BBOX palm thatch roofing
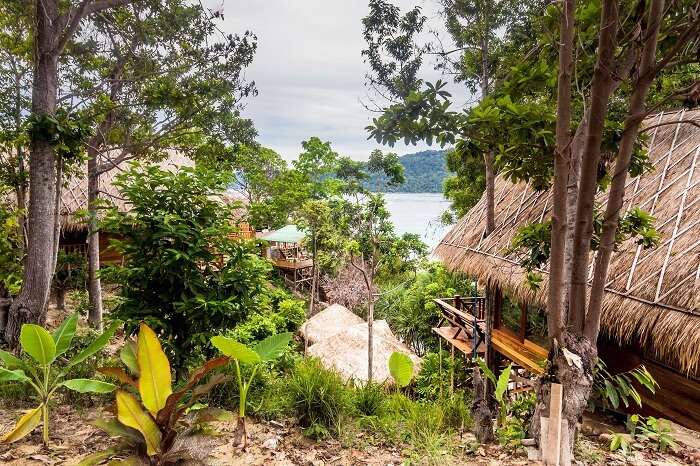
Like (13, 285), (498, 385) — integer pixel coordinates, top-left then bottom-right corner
(60, 152), (245, 232)
(434, 108), (700, 376)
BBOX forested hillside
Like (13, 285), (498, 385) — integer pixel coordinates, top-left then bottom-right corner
(369, 149), (446, 193)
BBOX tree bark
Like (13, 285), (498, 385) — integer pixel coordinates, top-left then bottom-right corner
(483, 152), (496, 235)
(567, 0), (619, 332)
(584, 0), (665, 342)
(87, 154), (104, 330)
(547, 0), (575, 343)
(472, 366), (494, 443)
(4, 0), (61, 345)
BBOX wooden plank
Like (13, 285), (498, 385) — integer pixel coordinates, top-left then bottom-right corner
(543, 383), (563, 465)
(491, 328), (546, 374)
(432, 326), (486, 355)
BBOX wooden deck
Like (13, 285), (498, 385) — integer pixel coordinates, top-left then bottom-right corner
(273, 258), (313, 270)
(491, 328), (547, 374)
(432, 326), (486, 355)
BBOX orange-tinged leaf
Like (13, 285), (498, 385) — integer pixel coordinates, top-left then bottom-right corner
(136, 323), (171, 415)
(116, 390), (161, 456)
(98, 367), (139, 388)
(1, 405), (42, 443)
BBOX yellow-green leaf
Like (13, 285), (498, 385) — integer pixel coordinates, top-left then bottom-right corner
(20, 324), (56, 365)
(210, 336), (260, 364)
(120, 339), (139, 376)
(1, 405), (42, 443)
(52, 312), (78, 357)
(116, 390), (161, 456)
(136, 323), (172, 415)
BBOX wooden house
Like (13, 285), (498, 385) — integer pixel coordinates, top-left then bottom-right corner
(59, 153), (248, 263)
(260, 224), (313, 289)
(433, 108), (700, 430)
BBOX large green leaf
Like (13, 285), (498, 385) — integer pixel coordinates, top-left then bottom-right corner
(495, 364), (512, 402)
(0, 367), (30, 383)
(388, 352), (414, 388)
(476, 358), (497, 385)
(210, 336), (260, 364)
(67, 320), (120, 368)
(252, 332), (292, 361)
(52, 312), (78, 357)
(20, 324), (56, 365)
(1, 405), (42, 443)
(137, 323), (172, 415)
(0, 349), (25, 370)
(62, 378), (117, 394)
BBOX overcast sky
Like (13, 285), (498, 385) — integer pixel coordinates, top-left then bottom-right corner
(210, 0), (468, 161)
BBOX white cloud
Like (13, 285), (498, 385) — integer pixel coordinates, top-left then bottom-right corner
(212, 0), (469, 160)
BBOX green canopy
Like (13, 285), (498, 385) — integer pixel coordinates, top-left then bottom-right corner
(260, 224), (306, 244)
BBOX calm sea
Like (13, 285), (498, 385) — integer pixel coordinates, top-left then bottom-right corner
(382, 192), (451, 250)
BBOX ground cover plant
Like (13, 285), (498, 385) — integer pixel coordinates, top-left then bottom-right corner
(89, 323), (232, 465)
(0, 313), (119, 446)
(210, 331), (293, 449)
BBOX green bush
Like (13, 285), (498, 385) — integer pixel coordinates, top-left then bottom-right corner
(353, 382), (387, 417)
(415, 350), (469, 399)
(288, 358), (351, 436)
(102, 164), (275, 370)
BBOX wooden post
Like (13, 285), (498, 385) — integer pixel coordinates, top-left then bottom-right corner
(542, 383), (563, 465)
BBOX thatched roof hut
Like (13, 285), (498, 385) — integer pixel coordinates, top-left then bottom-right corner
(303, 305), (421, 384)
(435, 108), (700, 377)
(60, 152), (245, 232)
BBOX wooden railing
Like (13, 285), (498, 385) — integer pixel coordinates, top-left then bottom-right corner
(433, 295), (487, 359)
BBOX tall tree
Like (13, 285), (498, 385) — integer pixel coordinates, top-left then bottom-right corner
(3, 0), (137, 345)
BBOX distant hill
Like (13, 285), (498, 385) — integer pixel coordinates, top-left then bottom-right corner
(369, 149), (447, 193)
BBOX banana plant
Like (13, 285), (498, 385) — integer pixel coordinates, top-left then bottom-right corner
(87, 322), (232, 465)
(388, 351), (414, 389)
(477, 358), (512, 427)
(211, 332), (293, 449)
(0, 313), (120, 446)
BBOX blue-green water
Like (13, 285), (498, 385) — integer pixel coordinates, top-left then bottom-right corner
(383, 192), (451, 250)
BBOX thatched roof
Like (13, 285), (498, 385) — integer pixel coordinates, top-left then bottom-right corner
(300, 303), (365, 345)
(60, 152), (245, 232)
(435, 108), (700, 376)
(303, 305), (421, 384)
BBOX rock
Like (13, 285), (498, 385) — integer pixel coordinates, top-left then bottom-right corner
(527, 446), (541, 461)
(262, 436), (279, 450)
(522, 438), (537, 446)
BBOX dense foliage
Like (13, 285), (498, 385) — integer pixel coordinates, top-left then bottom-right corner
(367, 150), (446, 193)
(102, 164), (275, 370)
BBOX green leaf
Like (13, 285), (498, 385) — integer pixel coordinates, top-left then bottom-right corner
(0, 349), (25, 370)
(92, 418), (143, 442)
(604, 380), (620, 409)
(52, 312), (78, 357)
(76, 447), (120, 466)
(252, 332), (292, 361)
(0, 367), (30, 383)
(476, 358), (497, 385)
(67, 320), (120, 368)
(211, 336), (260, 364)
(495, 364), (511, 402)
(62, 378), (117, 394)
(120, 339), (139, 376)
(20, 324), (56, 365)
(388, 352), (414, 388)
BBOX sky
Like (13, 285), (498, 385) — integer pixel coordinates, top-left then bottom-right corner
(210, 0), (468, 161)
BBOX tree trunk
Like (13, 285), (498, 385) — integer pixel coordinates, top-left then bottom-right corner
(529, 333), (596, 454)
(483, 152), (496, 235)
(584, 0), (664, 342)
(4, 0), (60, 345)
(472, 366), (494, 443)
(87, 154), (104, 330)
(547, 0), (575, 343)
(367, 286), (374, 383)
(54, 287), (66, 310)
(567, 0), (619, 332)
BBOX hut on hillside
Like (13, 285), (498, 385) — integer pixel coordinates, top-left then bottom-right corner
(260, 224), (313, 289)
(433, 108), (700, 430)
(59, 153), (249, 264)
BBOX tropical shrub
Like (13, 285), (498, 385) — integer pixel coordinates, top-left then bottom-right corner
(388, 351), (414, 389)
(102, 164), (274, 370)
(353, 382), (387, 417)
(609, 414), (677, 454)
(228, 291), (305, 344)
(210, 332), (292, 448)
(90, 323), (231, 465)
(287, 358), (351, 438)
(0, 314), (119, 446)
(591, 358), (657, 412)
(52, 251), (86, 309)
(477, 359), (512, 426)
(376, 262), (476, 355)
(415, 350), (469, 400)
(0, 202), (23, 297)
